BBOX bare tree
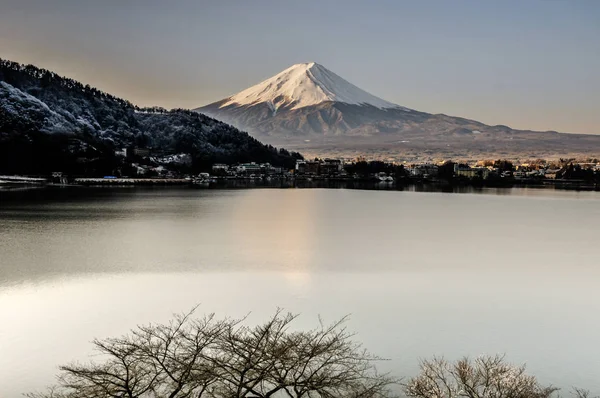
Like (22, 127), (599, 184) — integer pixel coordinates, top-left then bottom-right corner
(571, 388), (599, 398)
(55, 336), (157, 398)
(209, 312), (396, 398)
(207, 310), (299, 398)
(28, 309), (396, 398)
(128, 310), (228, 398)
(270, 316), (392, 398)
(404, 355), (558, 398)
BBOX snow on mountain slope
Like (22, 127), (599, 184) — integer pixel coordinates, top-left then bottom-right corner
(194, 62), (600, 158)
(219, 62), (408, 111)
(0, 81), (78, 134)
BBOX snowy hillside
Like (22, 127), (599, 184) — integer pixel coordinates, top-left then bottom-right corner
(0, 58), (302, 174)
(0, 81), (104, 135)
(219, 62), (407, 112)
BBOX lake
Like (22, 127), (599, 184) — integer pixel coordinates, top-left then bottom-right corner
(1, 186), (599, 397)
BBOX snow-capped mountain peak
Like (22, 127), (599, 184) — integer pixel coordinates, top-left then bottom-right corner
(219, 62), (406, 111)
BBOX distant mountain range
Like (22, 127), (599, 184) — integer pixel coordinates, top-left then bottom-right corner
(0, 58), (301, 175)
(197, 62), (600, 160)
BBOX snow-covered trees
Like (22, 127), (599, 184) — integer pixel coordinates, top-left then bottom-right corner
(0, 58), (302, 175)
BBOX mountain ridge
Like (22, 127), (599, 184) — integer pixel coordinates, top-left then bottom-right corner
(196, 63), (599, 159)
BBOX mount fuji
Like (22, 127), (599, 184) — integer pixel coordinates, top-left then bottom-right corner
(196, 62), (415, 137)
(209, 62), (405, 112)
(196, 62), (600, 159)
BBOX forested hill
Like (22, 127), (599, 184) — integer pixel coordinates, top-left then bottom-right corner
(0, 58), (302, 175)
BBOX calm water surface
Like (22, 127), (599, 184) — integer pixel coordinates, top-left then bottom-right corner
(1, 187), (599, 396)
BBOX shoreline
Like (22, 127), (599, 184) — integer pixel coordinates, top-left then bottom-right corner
(1, 178), (599, 195)
(2, 174), (599, 189)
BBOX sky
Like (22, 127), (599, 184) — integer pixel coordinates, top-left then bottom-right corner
(0, 0), (598, 134)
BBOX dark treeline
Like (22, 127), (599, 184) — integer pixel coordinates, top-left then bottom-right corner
(557, 163), (598, 181)
(0, 58), (302, 176)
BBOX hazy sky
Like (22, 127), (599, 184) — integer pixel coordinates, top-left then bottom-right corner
(0, 0), (598, 134)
